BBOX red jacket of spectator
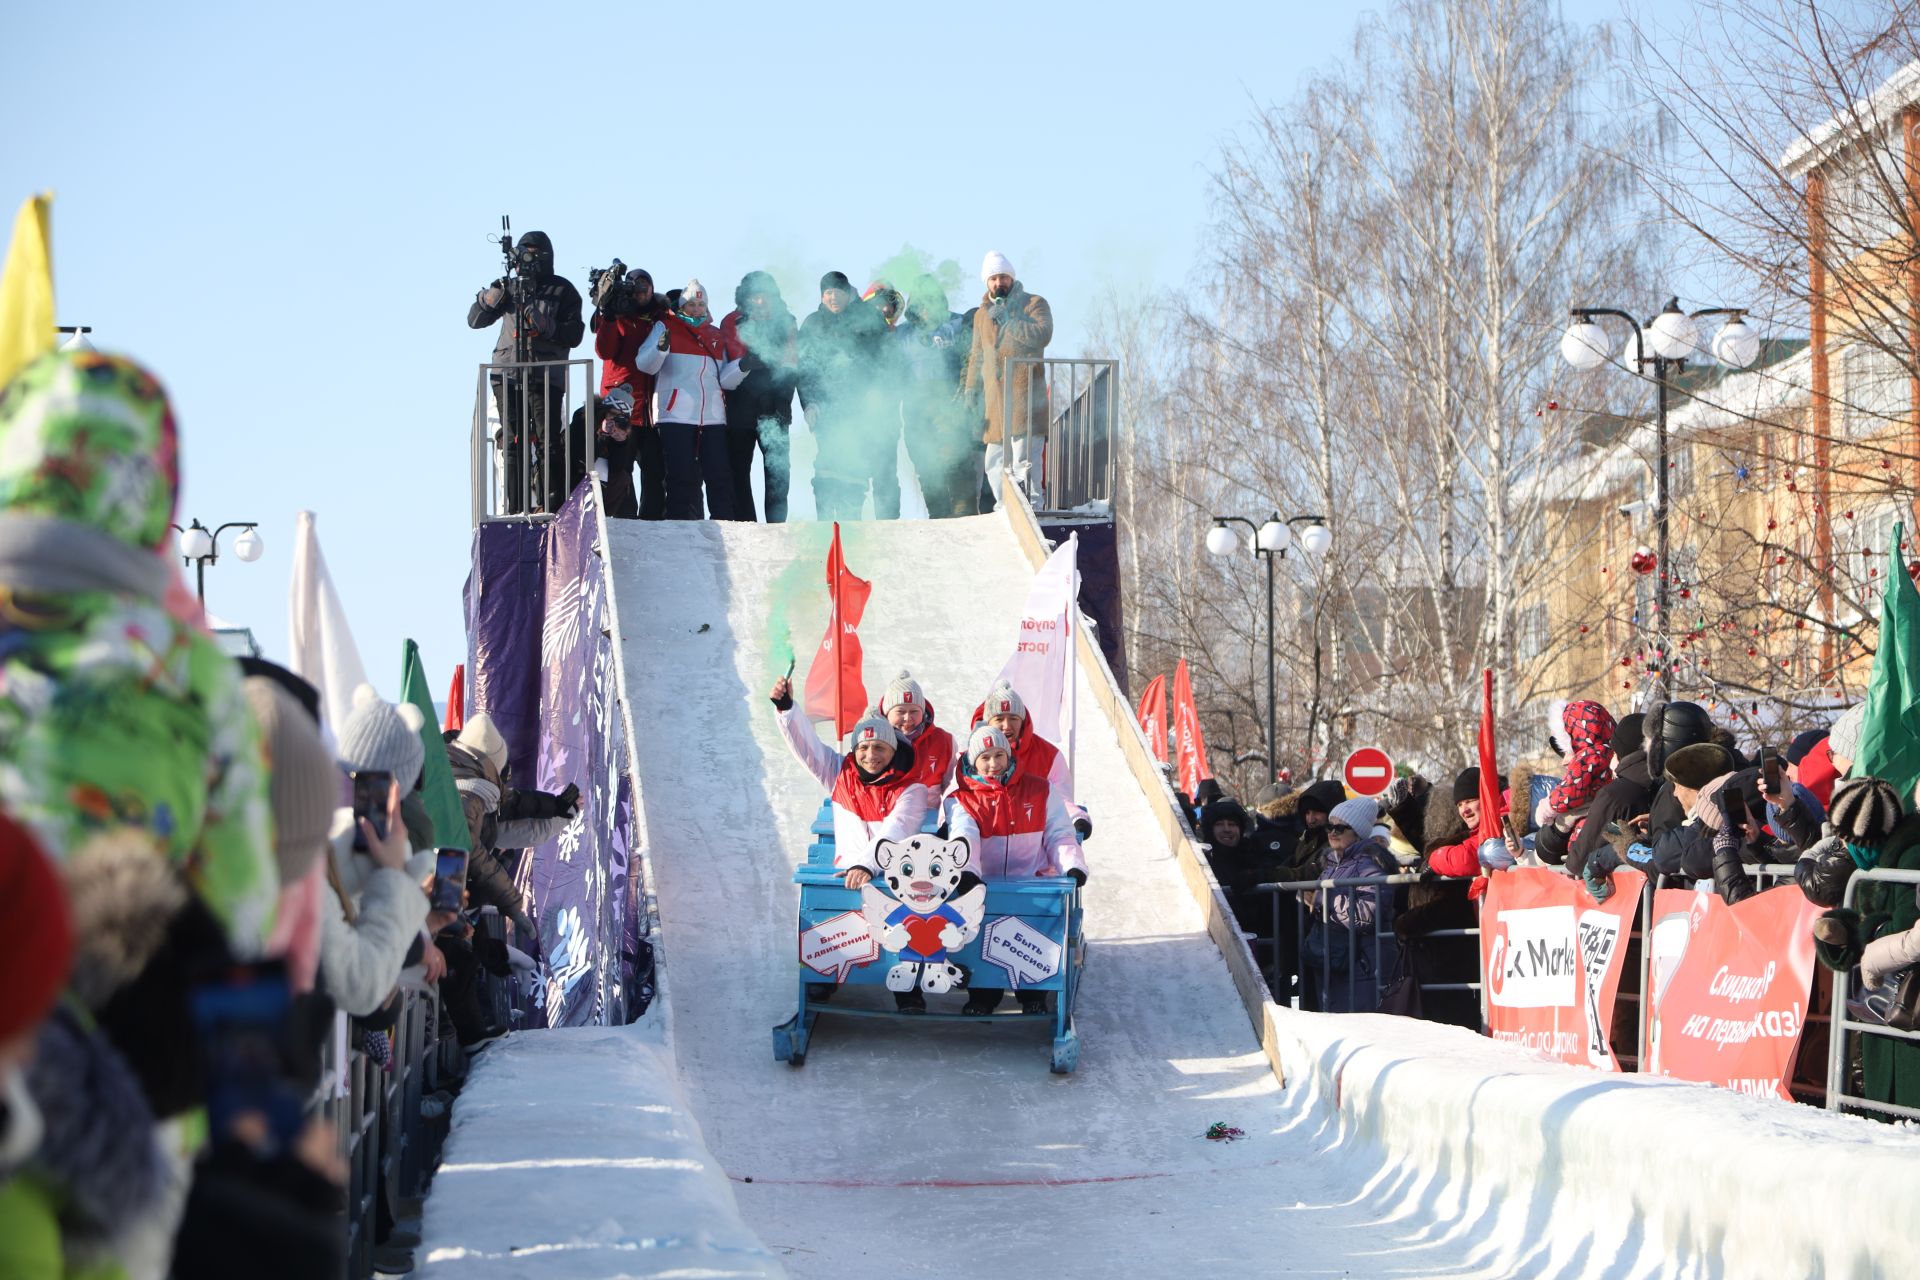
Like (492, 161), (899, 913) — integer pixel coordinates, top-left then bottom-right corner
(1797, 737), (1840, 809)
(592, 303), (666, 419)
(1426, 785), (1511, 880)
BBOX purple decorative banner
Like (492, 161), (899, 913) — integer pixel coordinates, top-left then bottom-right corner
(467, 483), (650, 1028)
(463, 521), (546, 786)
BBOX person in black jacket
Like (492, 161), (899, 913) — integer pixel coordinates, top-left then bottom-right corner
(1624, 700), (1717, 882)
(721, 271), (800, 521)
(468, 231), (586, 514)
(798, 271), (893, 520)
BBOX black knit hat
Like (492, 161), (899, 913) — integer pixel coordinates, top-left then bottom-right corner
(1786, 729), (1829, 765)
(1298, 779), (1346, 816)
(1610, 713), (1645, 759)
(820, 270), (854, 295)
(1664, 742), (1734, 790)
(1451, 766), (1481, 804)
(1828, 777), (1904, 847)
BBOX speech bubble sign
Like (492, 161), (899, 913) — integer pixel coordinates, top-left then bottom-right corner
(981, 915), (1063, 990)
(800, 911), (879, 982)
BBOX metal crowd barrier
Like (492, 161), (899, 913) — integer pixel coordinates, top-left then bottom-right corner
(1253, 872), (1481, 1015)
(1006, 357), (1119, 515)
(316, 988), (453, 1280)
(1827, 866), (1920, 1123)
(470, 358), (595, 524)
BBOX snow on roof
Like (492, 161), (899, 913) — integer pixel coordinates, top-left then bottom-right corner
(1520, 345), (1812, 507)
(1780, 58), (1920, 178)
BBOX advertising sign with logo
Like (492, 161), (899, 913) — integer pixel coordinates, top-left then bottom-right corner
(1643, 886), (1822, 1100)
(1480, 867), (1644, 1069)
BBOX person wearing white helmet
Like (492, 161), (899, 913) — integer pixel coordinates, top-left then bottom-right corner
(877, 668), (956, 792)
(944, 723), (1086, 1016)
(972, 678), (1091, 837)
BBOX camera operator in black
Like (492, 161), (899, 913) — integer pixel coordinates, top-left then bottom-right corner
(468, 230), (585, 513)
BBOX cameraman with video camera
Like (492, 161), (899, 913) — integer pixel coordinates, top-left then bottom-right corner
(589, 264), (670, 519)
(468, 230), (585, 514)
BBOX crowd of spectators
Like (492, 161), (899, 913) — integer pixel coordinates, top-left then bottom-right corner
(1191, 694), (1920, 1114)
(471, 236), (1053, 521)
(0, 349), (579, 1276)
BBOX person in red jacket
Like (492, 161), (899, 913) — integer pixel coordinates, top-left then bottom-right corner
(878, 669), (955, 793)
(1424, 766), (1512, 886)
(944, 724), (1086, 1016)
(591, 269), (669, 519)
(971, 679), (1091, 837)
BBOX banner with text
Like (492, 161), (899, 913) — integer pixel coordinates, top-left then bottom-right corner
(1480, 866), (1644, 1070)
(1643, 885), (1821, 1100)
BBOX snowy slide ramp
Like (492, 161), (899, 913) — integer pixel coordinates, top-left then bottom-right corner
(605, 510), (1490, 1277)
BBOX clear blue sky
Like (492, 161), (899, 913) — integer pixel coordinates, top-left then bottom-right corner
(3, 0), (1630, 699)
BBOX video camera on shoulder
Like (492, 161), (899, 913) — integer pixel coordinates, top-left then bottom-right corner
(589, 258), (642, 314)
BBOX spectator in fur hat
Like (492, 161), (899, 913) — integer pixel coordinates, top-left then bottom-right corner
(965, 251), (1052, 498)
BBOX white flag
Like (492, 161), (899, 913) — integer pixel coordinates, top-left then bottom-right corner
(288, 510), (369, 736)
(995, 533), (1078, 750)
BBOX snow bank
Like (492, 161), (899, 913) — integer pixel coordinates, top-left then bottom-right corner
(415, 1018), (784, 1279)
(1264, 1003), (1920, 1277)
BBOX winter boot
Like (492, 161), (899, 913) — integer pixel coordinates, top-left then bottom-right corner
(894, 990), (926, 1014)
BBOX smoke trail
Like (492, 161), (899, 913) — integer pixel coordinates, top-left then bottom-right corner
(765, 522), (835, 682)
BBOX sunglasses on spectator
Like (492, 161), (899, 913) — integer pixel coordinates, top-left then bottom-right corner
(1327, 824), (1354, 836)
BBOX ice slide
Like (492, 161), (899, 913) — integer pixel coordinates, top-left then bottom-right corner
(419, 495), (1920, 1279)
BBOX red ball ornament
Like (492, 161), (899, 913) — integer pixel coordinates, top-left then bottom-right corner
(1767, 518), (1778, 530)
(1747, 647), (1757, 657)
(1679, 588), (1692, 599)
(1630, 546), (1658, 575)
(1579, 624), (1589, 634)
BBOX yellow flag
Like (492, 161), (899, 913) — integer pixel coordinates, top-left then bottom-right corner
(0, 193), (56, 390)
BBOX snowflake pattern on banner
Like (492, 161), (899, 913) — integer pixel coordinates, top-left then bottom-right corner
(510, 484), (649, 1028)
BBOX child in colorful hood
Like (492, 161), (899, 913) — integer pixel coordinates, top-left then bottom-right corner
(971, 679), (1091, 838)
(0, 350), (276, 950)
(878, 668), (955, 792)
(1534, 700), (1617, 846)
(945, 724), (1086, 1015)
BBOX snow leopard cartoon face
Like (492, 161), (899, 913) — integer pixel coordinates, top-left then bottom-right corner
(872, 834), (971, 912)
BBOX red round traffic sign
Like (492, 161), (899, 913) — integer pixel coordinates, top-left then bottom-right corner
(1342, 746), (1394, 797)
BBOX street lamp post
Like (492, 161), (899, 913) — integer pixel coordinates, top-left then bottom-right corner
(1561, 299), (1758, 700)
(1206, 511), (1332, 781)
(172, 519), (265, 604)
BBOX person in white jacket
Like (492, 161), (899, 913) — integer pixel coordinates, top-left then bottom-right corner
(769, 676), (935, 883)
(634, 278), (747, 520)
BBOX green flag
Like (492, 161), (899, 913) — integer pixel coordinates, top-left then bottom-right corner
(1853, 522), (1920, 798)
(401, 638), (468, 851)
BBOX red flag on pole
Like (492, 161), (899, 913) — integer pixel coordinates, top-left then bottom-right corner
(1172, 659), (1213, 797)
(1136, 673), (1168, 764)
(1476, 668), (1502, 845)
(445, 664), (466, 733)
(803, 522), (872, 739)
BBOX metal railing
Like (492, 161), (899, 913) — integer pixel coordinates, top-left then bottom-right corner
(1254, 872), (1482, 1015)
(1826, 866), (1920, 1123)
(471, 358), (596, 524)
(1007, 357), (1119, 515)
(317, 987), (454, 1279)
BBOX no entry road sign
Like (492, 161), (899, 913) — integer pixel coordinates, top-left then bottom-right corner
(1343, 746), (1394, 797)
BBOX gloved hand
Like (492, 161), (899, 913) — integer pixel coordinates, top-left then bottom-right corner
(738, 349), (758, 373)
(1073, 817), (1092, 840)
(1583, 860), (1615, 904)
(769, 676), (794, 711)
(482, 280), (507, 308)
(1066, 868), (1087, 887)
(1813, 908), (1863, 972)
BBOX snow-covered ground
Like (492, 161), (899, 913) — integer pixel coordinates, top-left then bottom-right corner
(416, 507), (1920, 1279)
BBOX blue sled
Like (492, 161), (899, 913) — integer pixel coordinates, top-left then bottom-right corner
(773, 800), (1087, 1073)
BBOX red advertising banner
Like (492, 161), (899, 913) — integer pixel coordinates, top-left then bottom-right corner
(1171, 658), (1212, 799)
(1643, 885), (1822, 1100)
(1480, 866), (1645, 1070)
